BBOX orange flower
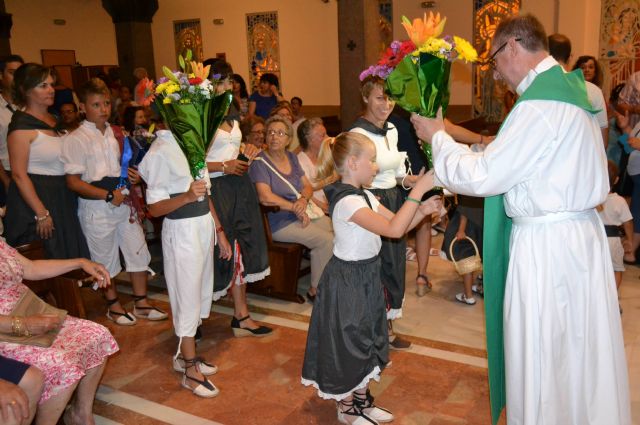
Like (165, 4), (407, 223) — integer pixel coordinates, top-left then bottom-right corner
(401, 12), (446, 46)
(190, 61), (211, 81)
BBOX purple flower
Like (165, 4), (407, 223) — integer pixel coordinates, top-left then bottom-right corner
(157, 77), (169, 84)
(212, 73), (222, 81)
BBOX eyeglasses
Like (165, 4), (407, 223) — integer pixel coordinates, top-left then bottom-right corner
(486, 37), (522, 68)
(267, 129), (289, 137)
(250, 129), (266, 135)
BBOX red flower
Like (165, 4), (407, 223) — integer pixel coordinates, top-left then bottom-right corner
(188, 77), (203, 85)
(378, 40), (416, 69)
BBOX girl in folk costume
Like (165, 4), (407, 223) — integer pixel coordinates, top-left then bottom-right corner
(205, 60), (272, 336)
(301, 132), (441, 424)
(349, 76), (423, 349)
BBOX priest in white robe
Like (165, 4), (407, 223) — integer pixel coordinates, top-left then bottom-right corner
(411, 14), (631, 425)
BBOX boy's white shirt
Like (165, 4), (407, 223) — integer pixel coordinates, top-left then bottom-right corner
(60, 120), (120, 182)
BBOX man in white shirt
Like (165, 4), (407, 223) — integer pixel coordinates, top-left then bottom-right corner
(548, 33), (609, 148)
(0, 55), (23, 195)
(411, 14), (631, 425)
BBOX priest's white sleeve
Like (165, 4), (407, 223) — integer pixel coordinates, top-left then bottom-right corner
(432, 102), (554, 197)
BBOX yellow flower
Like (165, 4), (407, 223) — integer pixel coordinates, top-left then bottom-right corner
(164, 82), (180, 95)
(190, 61), (211, 81)
(453, 36), (478, 63)
(419, 37), (452, 54)
(155, 82), (169, 95)
(162, 97), (172, 104)
(402, 12), (446, 46)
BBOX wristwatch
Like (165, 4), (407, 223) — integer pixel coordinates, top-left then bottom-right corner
(105, 190), (114, 203)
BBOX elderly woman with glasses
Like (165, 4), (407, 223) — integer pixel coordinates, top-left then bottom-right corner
(249, 115), (333, 301)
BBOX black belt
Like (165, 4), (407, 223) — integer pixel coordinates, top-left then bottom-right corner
(79, 176), (120, 199)
(166, 193), (210, 220)
(604, 225), (622, 237)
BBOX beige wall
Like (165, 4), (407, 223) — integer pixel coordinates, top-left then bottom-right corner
(5, 0), (603, 108)
(152, 0), (340, 106)
(6, 0), (117, 66)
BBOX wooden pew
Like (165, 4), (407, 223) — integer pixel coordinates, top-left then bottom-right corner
(16, 241), (90, 318)
(246, 205), (310, 303)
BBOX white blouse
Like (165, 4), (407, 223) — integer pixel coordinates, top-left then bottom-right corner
(351, 124), (407, 189)
(206, 121), (241, 179)
(332, 191), (382, 261)
(27, 131), (65, 176)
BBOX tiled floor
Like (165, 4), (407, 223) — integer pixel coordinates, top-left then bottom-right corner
(83, 233), (639, 424)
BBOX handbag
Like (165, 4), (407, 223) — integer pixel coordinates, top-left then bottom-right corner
(254, 157), (325, 220)
(0, 289), (67, 347)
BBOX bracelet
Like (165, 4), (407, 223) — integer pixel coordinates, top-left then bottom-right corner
(34, 210), (50, 223)
(215, 226), (224, 234)
(221, 161), (227, 174)
(479, 134), (484, 144)
(11, 316), (31, 337)
(406, 196), (421, 205)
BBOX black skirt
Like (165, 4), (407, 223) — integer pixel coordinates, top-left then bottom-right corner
(4, 174), (89, 259)
(302, 255), (389, 399)
(210, 173), (270, 295)
(368, 186), (406, 313)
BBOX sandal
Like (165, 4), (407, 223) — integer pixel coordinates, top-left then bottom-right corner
(405, 247), (417, 262)
(336, 399), (378, 424)
(105, 297), (137, 326)
(471, 284), (484, 297)
(455, 293), (476, 305)
(354, 390), (394, 423)
(132, 295), (168, 321)
(415, 274), (432, 297)
(181, 358), (219, 398)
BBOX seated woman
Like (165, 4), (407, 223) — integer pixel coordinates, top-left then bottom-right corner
(0, 239), (118, 425)
(249, 116), (334, 301)
(240, 116), (266, 150)
(296, 117), (333, 213)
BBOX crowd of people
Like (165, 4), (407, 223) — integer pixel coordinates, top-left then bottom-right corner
(0, 12), (634, 425)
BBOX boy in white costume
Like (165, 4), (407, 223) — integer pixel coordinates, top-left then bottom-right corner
(411, 14), (631, 425)
(138, 128), (231, 398)
(62, 78), (166, 325)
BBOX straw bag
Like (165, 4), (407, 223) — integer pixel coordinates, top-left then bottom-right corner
(449, 236), (483, 275)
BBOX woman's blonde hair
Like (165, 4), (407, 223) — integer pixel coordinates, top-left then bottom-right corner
(316, 132), (375, 181)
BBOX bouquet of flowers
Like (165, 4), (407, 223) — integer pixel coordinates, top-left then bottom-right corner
(360, 13), (477, 167)
(153, 54), (232, 181)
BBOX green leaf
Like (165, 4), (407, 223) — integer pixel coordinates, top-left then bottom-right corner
(185, 49), (192, 61)
(178, 55), (186, 71)
(162, 66), (179, 83)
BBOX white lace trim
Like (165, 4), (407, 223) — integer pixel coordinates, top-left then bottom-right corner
(301, 366), (382, 401)
(243, 266), (271, 284)
(386, 308), (402, 320)
(212, 282), (232, 301)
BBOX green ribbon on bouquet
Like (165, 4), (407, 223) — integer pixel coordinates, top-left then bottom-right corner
(155, 91), (233, 179)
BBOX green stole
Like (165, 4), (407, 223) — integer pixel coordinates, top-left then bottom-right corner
(483, 65), (596, 424)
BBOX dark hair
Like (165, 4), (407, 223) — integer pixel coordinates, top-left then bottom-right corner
(59, 102), (78, 112)
(610, 83), (625, 104)
(231, 74), (248, 98)
(607, 160), (619, 189)
(77, 78), (110, 103)
(291, 96), (303, 106)
(0, 54), (24, 73)
(12, 63), (53, 107)
(240, 115), (265, 142)
(123, 105), (145, 133)
(259, 72), (279, 89)
(210, 60), (233, 80)
(493, 14), (548, 54)
(297, 117), (324, 151)
(547, 33), (572, 63)
(572, 55), (602, 88)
